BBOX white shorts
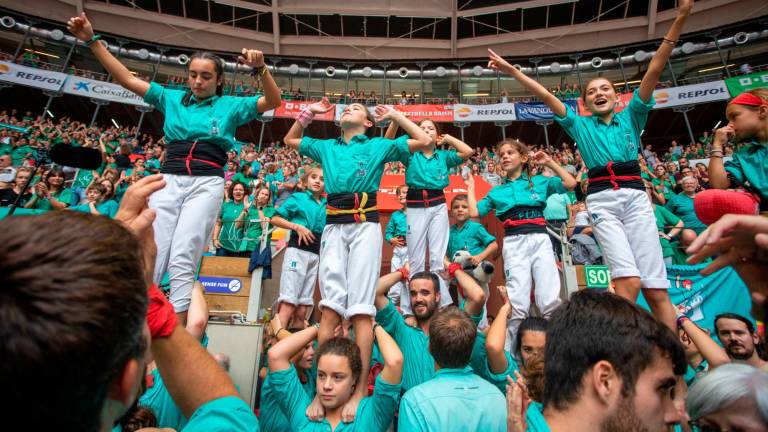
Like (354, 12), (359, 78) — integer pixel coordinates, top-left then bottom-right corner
(502, 233), (562, 350)
(278, 247), (320, 306)
(319, 222), (382, 319)
(389, 245), (409, 304)
(586, 188), (669, 289)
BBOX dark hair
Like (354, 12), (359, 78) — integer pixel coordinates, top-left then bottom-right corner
(228, 181), (249, 202)
(100, 178), (115, 200)
(715, 313), (755, 335)
(410, 271), (440, 295)
(515, 316), (548, 361)
(316, 337), (362, 383)
(44, 167), (65, 191)
(429, 306), (477, 369)
(119, 406), (158, 432)
(496, 139), (534, 189)
(451, 193), (468, 208)
(182, 51), (226, 106)
(543, 290), (686, 411)
(0, 212), (148, 431)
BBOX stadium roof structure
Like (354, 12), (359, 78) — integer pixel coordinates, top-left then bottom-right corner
(5, 0), (767, 60)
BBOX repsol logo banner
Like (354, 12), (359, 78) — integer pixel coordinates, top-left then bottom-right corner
(652, 81), (729, 108)
(0, 61), (66, 91)
(63, 75), (149, 107)
(453, 103), (516, 121)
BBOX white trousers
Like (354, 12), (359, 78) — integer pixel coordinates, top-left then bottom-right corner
(586, 188), (669, 289)
(279, 247), (320, 306)
(319, 222), (382, 319)
(403, 203), (453, 315)
(150, 174), (224, 313)
(502, 233), (562, 351)
(389, 245), (409, 305)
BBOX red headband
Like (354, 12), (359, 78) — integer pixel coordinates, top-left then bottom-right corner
(729, 92), (767, 107)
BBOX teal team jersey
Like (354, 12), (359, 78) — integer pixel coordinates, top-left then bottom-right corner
(275, 190), (327, 234)
(447, 220), (496, 258)
(526, 402), (551, 432)
(69, 200), (119, 218)
(375, 300), (436, 391)
(11, 145), (35, 166)
(477, 174), (566, 218)
(143, 82), (263, 151)
(259, 364), (316, 432)
(269, 366), (400, 432)
(139, 368), (188, 430)
(652, 177), (675, 202)
(403, 148), (464, 190)
(665, 193), (707, 234)
(219, 201), (245, 252)
(242, 206), (276, 252)
(468, 331), (520, 393)
(543, 192), (571, 221)
(725, 141), (768, 203)
(184, 396), (260, 431)
(385, 209), (407, 241)
(30, 188), (74, 211)
(653, 205), (682, 258)
(554, 89), (654, 170)
(398, 366), (507, 432)
(299, 134), (410, 194)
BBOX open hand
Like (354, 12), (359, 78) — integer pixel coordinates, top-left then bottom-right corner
(309, 97), (334, 114)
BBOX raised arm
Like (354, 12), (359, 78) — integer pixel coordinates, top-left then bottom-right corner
(487, 286), (512, 374)
(384, 120), (400, 140)
(283, 98), (333, 150)
(375, 325), (404, 385)
(679, 317), (731, 367)
(236, 49), (281, 112)
(67, 13), (149, 98)
(186, 281), (209, 342)
(466, 174), (481, 218)
(707, 126), (732, 189)
(267, 326), (319, 372)
(375, 105), (430, 152)
(441, 134), (474, 160)
(376, 270), (406, 310)
(532, 151), (577, 190)
(487, 49), (566, 118)
(637, 0), (693, 102)
(455, 267), (487, 317)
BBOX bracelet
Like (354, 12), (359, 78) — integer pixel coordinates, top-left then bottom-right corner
(297, 108), (315, 129)
(396, 267), (409, 282)
(710, 154), (723, 159)
(85, 34), (102, 47)
(676, 315), (690, 328)
(448, 262), (462, 279)
(662, 38), (677, 46)
(250, 65), (268, 77)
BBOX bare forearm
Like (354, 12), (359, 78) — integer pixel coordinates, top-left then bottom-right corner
(681, 320), (730, 367)
(90, 43), (148, 97)
(384, 121), (399, 140)
(257, 70), (282, 111)
(391, 112), (430, 150)
(487, 304), (511, 374)
(547, 161), (577, 190)
(446, 135), (474, 159)
(375, 326), (403, 384)
(639, 12), (690, 101)
(456, 269), (486, 315)
(507, 69), (566, 117)
(477, 242), (498, 261)
(376, 271), (403, 308)
(707, 157), (730, 189)
(284, 121), (303, 150)
(268, 327), (318, 372)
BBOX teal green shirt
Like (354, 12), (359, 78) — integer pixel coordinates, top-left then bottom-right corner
(526, 402), (551, 432)
(269, 366), (400, 432)
(143, 81), (263, 151)
(653, 204), (681, 258)
(299, 134), (410, 194)
(404, 149), (464, 190)
(69, 200), (119, 218)
(139, 368), (187, 430)
(469, 332), (519, 393)
(725, 142), (768, 203)
(242, 206), (276, 252)
(184, 396), (260, 431)
(11, 145), (34, 166)
(398, 366), (507, 432)
(447, 220), (496, 258)
(477, 174), (566, 219)
(219, 201), (245, 252)
(543, 192), (571, 221)
(275, 191), (327, 234)
(684, 359), (708, 388)
(652, 178), (675, 202)
(665, 193), (707, 234)
(259, 364), (315, 432)
(385, 209), (407, 241)
(30, 188), (74, 211)
(554, 89), (654, 169)
(375, 300), (435, 391)
(231, 172), (253, 188)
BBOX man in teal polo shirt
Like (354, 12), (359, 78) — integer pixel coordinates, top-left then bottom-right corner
(374, 264), (486, 392)
(398, 306), (506, 431)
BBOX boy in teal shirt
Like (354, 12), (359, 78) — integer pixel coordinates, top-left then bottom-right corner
(384, 184), (408, 305)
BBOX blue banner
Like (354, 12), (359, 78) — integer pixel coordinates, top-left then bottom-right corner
(514, 100), (578, 121)
(637, 264), (753, 336)
(198, 276), (244, 294)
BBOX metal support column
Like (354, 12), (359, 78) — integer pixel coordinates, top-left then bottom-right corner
(707, 31), (731, 78)
(666, 58), (696, 145)
(380, 63), (390, 102)
(454, 121), (470, 142)
(495, 121), (511, 140)
(612, 48), (629, 93)
(569, 54), (583, 88)
(453, 61), (465, 103)
(416, 62), (427, 103)
(536, 120), (553, 150)
(257, 118), (271, 151)
(12, 18), (37, 61)
(305, 60), (316, 99)
(343, 62), (354, 101)
(41, 37), (77, 119)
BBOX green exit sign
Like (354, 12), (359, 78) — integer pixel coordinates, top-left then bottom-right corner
(585, 265), (611, 288)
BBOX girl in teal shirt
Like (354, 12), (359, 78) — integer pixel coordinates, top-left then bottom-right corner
(485, 0), (693, 332)
(27, 167), (74, 211)
(213, 182), (248, 257)
(68, 12), (281, 317)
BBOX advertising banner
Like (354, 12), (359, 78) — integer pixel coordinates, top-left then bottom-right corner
(517, 99), (578, 120)
(62, 75), (149, 107)
(725, 71), (768, 96)
(453, 103), (516, 122)
(393, 104), (453, 122)
(0, 60), (66, 91)
(652, 81), (730, 109)
(274, 100), (336, 121)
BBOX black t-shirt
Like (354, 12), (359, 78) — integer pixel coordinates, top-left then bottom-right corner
(0, 188), (32, 207)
